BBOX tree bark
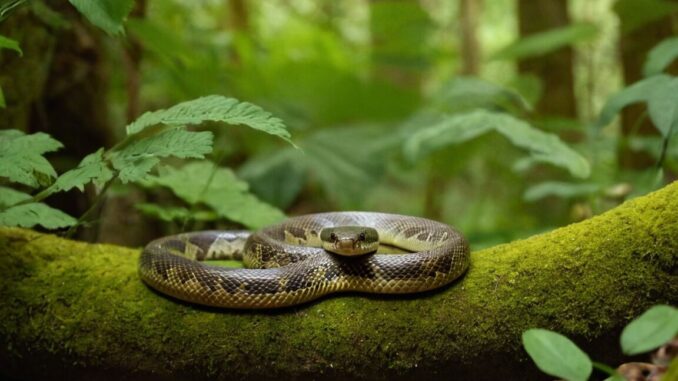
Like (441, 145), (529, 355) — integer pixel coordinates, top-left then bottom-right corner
(459, 0), (481, 76)
(1, 182), (677, 381)
(517, 0), (577, 119)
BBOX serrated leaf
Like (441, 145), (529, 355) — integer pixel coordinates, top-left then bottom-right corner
(524, 182), (600, 202)
(647, 77), (678, 138)
(523, 329), (592, 381)
(68, 0), (134, 35)
(135, 203), (217, 222)
(145, 161), (285, 229)
(0, 202), (76, 229)
(126, 95), (293, 145)
(0, 34), (22, 55)
(47, 148), (113, 194)
(111, 128), (213, 183)
(491, 23), (597, 61)
(620, 305), (678, 355)
(0, 130), (62, 187)
(644, 37), (678, 77)
(404, 110), (590, 178)
(0, 186), (31, 208)
(594, 75), (670, 130)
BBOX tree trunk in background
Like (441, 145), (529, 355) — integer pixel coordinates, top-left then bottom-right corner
(517, 0), (577, 119)
(616, 8), (677, 170)
(459, 0), (481, 75)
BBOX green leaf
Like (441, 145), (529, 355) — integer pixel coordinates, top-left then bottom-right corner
(0, 186), (31, 208)
(644, 37), (678, 77)
(430, 77), (531, 114)
(594, 75), (670, 130)
(524, 182), (600, 202)
(620, 305), (678, 355)
(522, 329), (592, 381)
(135, 203), (217, 223)
(68, 0), (134, 36)
(126, 18), (196, 67)
(647, 77), (678, 138)
(0, 130), (62, 187)
(0, 86), (5, 108)
(0, 34), (22, 55)
(613, 0), (678, 35)
(111, 127), (213, 183)
(238, 148), (307, 209)
(47, 149), (113, 194)
(0, 202), (76, 229)
(145, 162), (286, 229)
(0, 0), (28, 21)
(491, 23), (597, 61)
(403, 110), (590, 178)
(126, 95), (293, 145)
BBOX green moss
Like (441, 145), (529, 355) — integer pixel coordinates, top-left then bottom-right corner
(1, 182), (677, 380)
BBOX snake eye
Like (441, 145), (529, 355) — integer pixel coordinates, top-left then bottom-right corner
(359, 232), (366, 241)
(330, 233), (337, 241)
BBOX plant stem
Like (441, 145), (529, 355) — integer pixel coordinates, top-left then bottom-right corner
(64, 174), (118, 238)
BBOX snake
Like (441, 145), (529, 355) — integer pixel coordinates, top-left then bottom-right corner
(139, 211), (470, 309)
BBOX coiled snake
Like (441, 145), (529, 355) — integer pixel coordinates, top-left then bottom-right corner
(139, 212), (470, 309)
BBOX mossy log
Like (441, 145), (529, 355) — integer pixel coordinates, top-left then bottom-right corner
(1, 183), (677, 381)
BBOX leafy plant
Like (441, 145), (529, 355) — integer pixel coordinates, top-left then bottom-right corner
(491, 22), (598, 61)
(0, 96), (292, 232)
(523, 304), (678, 381)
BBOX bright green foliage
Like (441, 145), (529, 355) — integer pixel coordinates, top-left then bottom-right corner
(613, 0), (678, 35)
(0, 203), (76, 229)
(47, 149), (113, 193)
(596, 74), (678, 138)
(125, 95), (293, 145)
(111, 127), (213, 183)
(523, 182), (600, 202)
(135, 203), (217, 223)
(0, 34), (21, 55)
(522, 329), (592, 381)
(0, 130), (62, 188)
(144, 161), (286, 229)
(491, 23), (597, 61)
(68, 0), (134, 35)
(643, 37), (678, 77)
(403, 110), (590, 178)
(0, 186), (31, 208)
(620, 305), (678, 355)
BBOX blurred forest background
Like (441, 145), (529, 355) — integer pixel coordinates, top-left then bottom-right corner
(0, 0), (677, 249)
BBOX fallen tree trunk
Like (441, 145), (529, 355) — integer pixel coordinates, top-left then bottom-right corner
(0, 183), (677, 381)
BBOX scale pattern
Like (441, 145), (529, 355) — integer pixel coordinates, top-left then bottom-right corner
(139, 212), (470, 308)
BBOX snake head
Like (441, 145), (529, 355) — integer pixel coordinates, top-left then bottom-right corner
(320, 226), (379, 256)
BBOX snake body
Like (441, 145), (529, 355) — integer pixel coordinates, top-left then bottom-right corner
(139, 212), (470, 309)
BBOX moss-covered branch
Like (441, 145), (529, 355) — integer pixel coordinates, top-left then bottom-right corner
(1, 183), (677, 381)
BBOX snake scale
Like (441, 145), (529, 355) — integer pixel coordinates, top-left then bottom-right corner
(139, 212), (470, 309)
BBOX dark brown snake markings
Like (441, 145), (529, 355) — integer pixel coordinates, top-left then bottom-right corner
(139, 212), (470, 309)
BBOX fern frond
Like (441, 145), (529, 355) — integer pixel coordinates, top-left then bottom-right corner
(126, 95), (293, 145)
(0, 130), (62, 187)
(0, 202), (76, 229)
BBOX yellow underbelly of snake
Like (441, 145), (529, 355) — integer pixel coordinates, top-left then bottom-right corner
(139, 212), (470, 309)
